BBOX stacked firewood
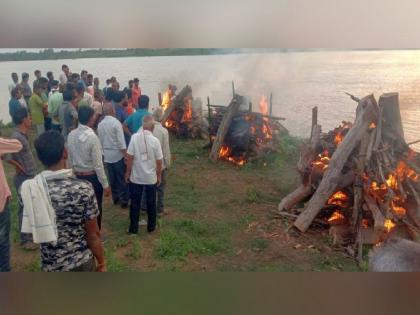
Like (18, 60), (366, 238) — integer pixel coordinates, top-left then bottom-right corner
(208, 94), (288, 165)
(278, 93), (420, 260)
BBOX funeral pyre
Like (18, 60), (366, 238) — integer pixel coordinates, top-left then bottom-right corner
(161, 85), (208, 139)
(278, 93), (420, 261)
(208, 94), (289, 165)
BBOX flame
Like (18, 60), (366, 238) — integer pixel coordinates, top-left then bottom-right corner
(161, 89), (172, 111)
(165, 120), (176, 129)
(384, 219), (396, 233)
(259, 95), (269, 116)
(327, 191), (349, 206)
(312, 150), (330, 171)
(385, 173), (398, 190)
(369, 122), (377, 129)
(327, 211), (346, 224)
(396, 161), (420, 182)
(391, 200), (406, 216)
(218, 145), (246, 166)
(182, 99), (192, 122)
(334, 122), (352, 145)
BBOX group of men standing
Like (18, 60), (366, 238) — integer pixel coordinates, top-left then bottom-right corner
(0, 65), (172, 272)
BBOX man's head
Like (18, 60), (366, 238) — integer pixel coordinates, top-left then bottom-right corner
(12, 107), (31, 129)
(142, 114), (155, 132)
(33, 82), (42, 95)
(78, 105), (95, 126)
(94, 77), (100, 87)
(80, 70), (88, 81)
(11, 72), (18, 83)
(124, 88), (132, 103)
(94, 89), (103, 102)
(38, 77), (49, 90)
(153, 107), (164, 122)
(128, 80), (134, 89)
(50, 80), (59, 90)
(11, 87), (22, 100)
(63, 89), (74, 102)
(22, 72), (29, 82)
(35, 131), (67, 168)
(133, 78), (139, 87)
(106, 79), (111, 86)
(138, 95), (150, 110)
(76, 82), (85, 96)
(110, 76), (117, 83)
(71, 73), (80, 84)
(86, 73), (93, 86)
(103, 102), (115, 116)
(111, 81), (119, 91)
(62, 64), (69, 74)
(34, 70), (41, 79)
(46, 71), (54, 80)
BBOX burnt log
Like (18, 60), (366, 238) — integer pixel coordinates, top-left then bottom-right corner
(294, 94), (379, 232)
(379, 92), (405, 144)
(162, 85), (192, 125)
(209, 94), (244, 161)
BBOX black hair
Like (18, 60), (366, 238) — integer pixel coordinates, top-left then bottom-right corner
(11, 72), (17, 77)
(138, 95), (149, 109)
(34, 70), (41, 75)
(65, 82), (75, 91)
(22, 73), (29, 80)
(71, 73), (80, 80)
(46, 71), (53, 78)
(62, 64), (68, 70)
(123, 88), (132, 99)
(81, 70), (88, 75)
(12, 107), (28, 125)
(76, 83), (85, 93)
(35, 131), (65, 167)
(11, 87), (19, 98)
(129, 80), (134, 84)
(87, 73), (93, 79)
(78, 106), (94, 125)
(106, 79), (111, 85)
(133, 78), (139, 83)
(38, 77), (49, 84)
(51, 80), (59, 86)
(105, 88), (114, 101)
(112, 91), (124, 103)
(63, 89), (74, 101)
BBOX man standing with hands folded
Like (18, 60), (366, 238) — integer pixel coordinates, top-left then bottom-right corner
(125, 115), (163, 234)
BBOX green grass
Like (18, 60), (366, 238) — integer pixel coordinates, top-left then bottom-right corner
(125, 238), (141, 260)
(104, 248), (129, 272)
(249, 237), (270, 251)
(155, 219), (232, 262)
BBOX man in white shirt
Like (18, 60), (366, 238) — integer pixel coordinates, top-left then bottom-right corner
(67, 106), (111, 230)
(97, 103), (129, 208)
(8, 72), (19, 96)
(59, 64), (69, 86)
(125, 115), (163, 234)
(152, 108), (171, 215)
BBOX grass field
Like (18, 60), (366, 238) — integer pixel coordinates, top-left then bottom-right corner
(1, 128), (361, 271)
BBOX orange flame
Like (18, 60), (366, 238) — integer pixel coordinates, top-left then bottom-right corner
(218, 145), (246, 166)
(312, 150), (330, 171)
(369, 122), (377, 129)
(327, 191), (349, 206)
(259, 95), (269, 116)
(182, 99), (192, 122)
(384, 219), (396, 233)
(385, 173), (398, 190)
(328, 211), (346, 224)
(334, 122), (352, 145)
(361, 219), (369, 229)
(161, 89), (172, 111)
(165, 120), (176, 129)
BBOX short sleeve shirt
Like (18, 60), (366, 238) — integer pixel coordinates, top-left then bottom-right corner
(124, 109), (150, 133)
(40, 177), (99, 272)
(28, 94), (45, 125)
(10, 130), (37, 177)
(127, 130), (163, 185)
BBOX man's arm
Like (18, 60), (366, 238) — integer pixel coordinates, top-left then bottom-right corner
(156, 159), (163, 186)
(91, 137), (110, 195)
(163, 130), (171, 169)
(0, 138), (22, 155)
(85, 218), (106, 272)
(116, 124), (127, 155)
(122, 122), (132, 137)
(7, 160), (25, 175)
(124, 154), (134, 183)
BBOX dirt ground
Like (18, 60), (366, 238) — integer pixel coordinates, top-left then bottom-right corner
(5, 134), (360, 272)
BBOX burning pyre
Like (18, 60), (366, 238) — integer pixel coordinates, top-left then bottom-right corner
(278, 92), (420, 258)
(209, 95), (288, 166)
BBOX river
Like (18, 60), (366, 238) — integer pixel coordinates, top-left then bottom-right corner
(1, 51), (419, 149)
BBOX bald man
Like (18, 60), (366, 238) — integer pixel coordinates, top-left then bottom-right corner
(97, 103), (129, 208)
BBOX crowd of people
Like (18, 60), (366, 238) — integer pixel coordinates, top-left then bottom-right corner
(0, 65), (172, 272)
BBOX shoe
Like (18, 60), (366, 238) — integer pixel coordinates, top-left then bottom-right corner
(113, 199), (120, 205)
(147, 228), (156, 233)
(138, 219), (147, 226)
(126, 230), (138, 235)
(120, 202), (129, 209)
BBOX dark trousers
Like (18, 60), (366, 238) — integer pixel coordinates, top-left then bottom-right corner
(14, 174), (33, 244)
(141, 169), (167, 213)
(76, 174), (103, 230)
(44, 117), (52, 131)
(129, 183), (157, 233)
(0, 203), (10, 272)
(106, 158), (129, 204)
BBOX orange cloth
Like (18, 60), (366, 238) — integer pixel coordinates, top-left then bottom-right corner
(126, 100), (134, 116)
(131, 86), (141, 107)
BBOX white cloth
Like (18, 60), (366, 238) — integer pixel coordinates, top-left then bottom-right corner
(98, 115), (126, 163)
(18, 97), (27, 109)
(8, 82), (17, 95)
(127, 129), (163, 185)
(59, 71), (67, 85)
(21, 169), (73, 244)
(153, 122), (171, 169)
(83, 92), (93, 106)
(67, 124), (109, 188)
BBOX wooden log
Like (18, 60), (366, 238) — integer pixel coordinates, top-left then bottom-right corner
(379, 92), (405, 143)
(364, 193), (386, 231)
(161, 85), (192, 125)
(373, 106), (383, 152)
(294, 94), (379, 232)
(310, 106), (318, 142)
(209, 94), (244, 161)
(158, 92), (162, 106)
(278, 184), (312, 211)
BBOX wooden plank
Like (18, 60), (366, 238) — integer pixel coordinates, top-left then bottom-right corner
(209, 94), (244, 161)
(294, 94), (379, 232)
(161, 85), (192, 125)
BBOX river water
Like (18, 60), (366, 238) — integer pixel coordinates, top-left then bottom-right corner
(1, 51), (419, 149)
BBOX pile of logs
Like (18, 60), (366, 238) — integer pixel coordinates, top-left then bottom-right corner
(161, 85), (208, 139)
(208, 94), (288, 165)
(278, 93), (420, 261)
